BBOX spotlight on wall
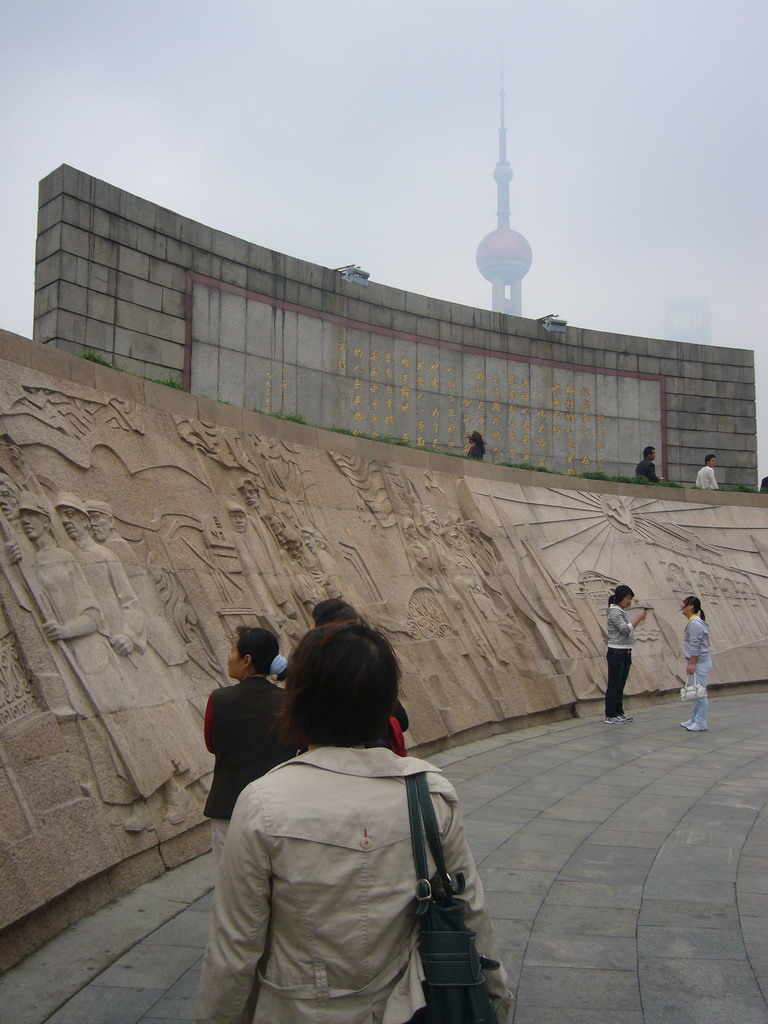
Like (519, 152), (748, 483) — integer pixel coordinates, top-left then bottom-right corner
(537, 314), (567, 334)
(336, 265), (371, 287)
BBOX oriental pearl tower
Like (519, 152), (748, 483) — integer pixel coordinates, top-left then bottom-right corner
(476, 82), (532, 316)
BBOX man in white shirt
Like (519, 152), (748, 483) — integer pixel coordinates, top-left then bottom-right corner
(695, 454), (718, 490)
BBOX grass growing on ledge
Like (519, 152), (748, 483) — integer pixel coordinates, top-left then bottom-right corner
(80, 350), (113, 367)
(500, 462), (557, 474)
(324, 426), (410, 446)
(273, 412), (307, 424)
(78, 352), (187, 390)
(145, 376), (186, 389)
(253, 409), (307, 424)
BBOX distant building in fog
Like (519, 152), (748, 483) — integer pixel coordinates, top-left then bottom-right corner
(664, 297), (712, 345)
(476, 82), (531, 316)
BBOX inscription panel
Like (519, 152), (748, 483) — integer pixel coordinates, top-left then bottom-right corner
(191, 282), (663, 477)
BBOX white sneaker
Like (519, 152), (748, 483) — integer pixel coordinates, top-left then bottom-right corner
(686, 723), (708, 731)
(680, 720), (693, 728)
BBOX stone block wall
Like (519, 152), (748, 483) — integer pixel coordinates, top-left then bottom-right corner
(34, 164), (757, 487)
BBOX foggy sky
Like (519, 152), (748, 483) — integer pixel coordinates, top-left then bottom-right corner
(1, 0), (766, 476)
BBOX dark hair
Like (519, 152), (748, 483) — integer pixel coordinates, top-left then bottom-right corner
(704, 453), (716, 464)
(683, 595), (705, 621)
(234, 626), (279, 675)
(311, 598), (361, 627)
(469, 431), (486, 452)
(280, 623), (400, 747)
(643, 446), (656, 459)
(608, 584), (634, 607)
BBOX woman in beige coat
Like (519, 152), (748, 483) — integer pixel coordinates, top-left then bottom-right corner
(195, 622), (511, 1024)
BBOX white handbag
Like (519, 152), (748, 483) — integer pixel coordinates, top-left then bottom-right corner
(680, 672), (707, 701)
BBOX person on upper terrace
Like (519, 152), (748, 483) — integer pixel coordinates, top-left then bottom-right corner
(635, 446), (659, 482)
(466, 431), (486, 461)
(695, 454), (719, 490)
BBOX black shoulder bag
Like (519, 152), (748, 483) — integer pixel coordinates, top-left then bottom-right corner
(405, 772), (501, 1024)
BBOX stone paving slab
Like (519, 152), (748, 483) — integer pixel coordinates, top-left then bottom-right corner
(44, 986), (167, 1024)
(92, 944), (203, 991)
(638, 957), (768, 1024)
(0, 857), (213, 1024)
(2, 691), (768, 1023)
(515, 965), (642, 1011)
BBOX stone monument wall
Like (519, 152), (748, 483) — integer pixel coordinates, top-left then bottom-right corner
(34, 166), (757, 486)
(1, 329), (767, 966)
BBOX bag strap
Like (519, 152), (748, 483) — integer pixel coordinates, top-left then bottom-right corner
(405, 774), (433, 913)
(414, 773), (454, 893)
(406, 773), (463, 914)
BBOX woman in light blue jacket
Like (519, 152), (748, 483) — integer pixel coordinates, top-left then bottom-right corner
(681, 596), (712, 732)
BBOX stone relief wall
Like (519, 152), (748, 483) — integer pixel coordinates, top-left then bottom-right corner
(1, 331), (767, 961)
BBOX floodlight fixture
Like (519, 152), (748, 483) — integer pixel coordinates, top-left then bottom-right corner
(335, 265), (370, 287)
(538, 314), (567, 334)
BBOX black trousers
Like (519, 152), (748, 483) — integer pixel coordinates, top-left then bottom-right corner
(605, 648), (632, 717)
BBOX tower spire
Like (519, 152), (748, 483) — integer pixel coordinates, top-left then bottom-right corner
(476, 75), (532, 316)
(496, 77), (512, 230)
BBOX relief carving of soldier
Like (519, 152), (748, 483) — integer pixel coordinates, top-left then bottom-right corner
(55, 492), (144, 660)
(16, 491), (209, 832)
(84, 499), (188, 668)
(226, 492), (303, 638)
(0, 471), (32, 565)
(261, 511), (322, 624)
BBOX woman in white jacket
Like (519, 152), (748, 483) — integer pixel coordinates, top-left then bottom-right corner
(195, 622), (511, 1024)
(680, 596), (712, 732)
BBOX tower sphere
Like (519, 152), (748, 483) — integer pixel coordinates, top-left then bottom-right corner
(476, 229), (532, 284)
(494, 164), (513, 185)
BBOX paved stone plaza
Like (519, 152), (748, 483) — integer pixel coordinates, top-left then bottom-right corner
(4, 692), (768, 1024)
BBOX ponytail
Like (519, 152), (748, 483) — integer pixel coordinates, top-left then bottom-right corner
(683, 595), (705, 621)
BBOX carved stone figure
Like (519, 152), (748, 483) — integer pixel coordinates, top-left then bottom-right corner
(239, 476), (264, 513)
(56, 492), (145, 658)
(0, 473), (24, 565)
(403, 517), (444, 579)
(261, 512), (322, 622)
(224, 498), (302, 637)
(223, 501), (281, 625)
(299, 527), (343, 599)
(85, 499), (188, 667)
(16, 492), (208, 831)
(0, 473), (20, 520)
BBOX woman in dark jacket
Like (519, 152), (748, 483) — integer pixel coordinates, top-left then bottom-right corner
(467, 431), (486, 460)
(204, 626), (294, 866)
